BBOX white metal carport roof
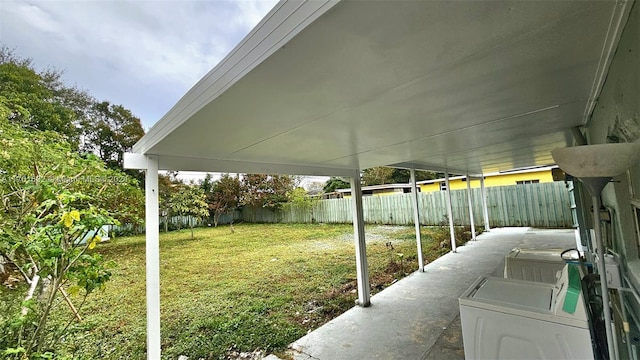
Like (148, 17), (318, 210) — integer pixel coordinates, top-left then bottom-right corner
(125, 1), (634, 358)
(133, 0), (630, 177)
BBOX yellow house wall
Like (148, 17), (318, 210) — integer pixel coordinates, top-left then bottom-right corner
(418, 170), (554, 193)
(484, 171), (554, 187)
(420, 183), (441, 192)
(341, 170), (554, 196)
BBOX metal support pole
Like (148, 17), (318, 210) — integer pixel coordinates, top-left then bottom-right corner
(350, 171), (371, 306)
(593, 195), (615, 360)
(410, 168), (425, 271)
(466, 174), (476, 241)
(444, 171), (456, 253)
(480, 175), (490, 232)
(145, 155), (161, 359)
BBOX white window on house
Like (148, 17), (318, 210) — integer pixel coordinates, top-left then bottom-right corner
(440, 182), (447, 191)
(516, 179), (540, 185)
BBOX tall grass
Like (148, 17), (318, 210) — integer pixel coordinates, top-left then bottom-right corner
(32, 223), (470, 359)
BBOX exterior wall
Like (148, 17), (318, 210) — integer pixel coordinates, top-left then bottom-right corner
(484, 171), (554, 187)
(586, 0), (639, 272)
(420, 183), (443, 192)
(419, 170), (554, 193)
(372, 188), (405, 196)
(582, 3), (639, 358)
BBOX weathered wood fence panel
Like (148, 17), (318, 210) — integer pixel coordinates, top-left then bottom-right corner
(242, 182), (573, 228)
(118, 182), (572, 234)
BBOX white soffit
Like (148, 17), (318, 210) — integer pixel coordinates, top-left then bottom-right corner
(132, 0), (632, 176)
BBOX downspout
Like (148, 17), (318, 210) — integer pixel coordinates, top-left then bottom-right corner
(571, 126), (588, 146)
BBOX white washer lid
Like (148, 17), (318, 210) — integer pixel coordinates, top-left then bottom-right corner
(509, 248), (566, 262)
(473, 278), (554, 311)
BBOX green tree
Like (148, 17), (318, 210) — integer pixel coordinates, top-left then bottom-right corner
(322, 177), (351, 193)
(362, 167), (437, 185)
(200, 173), (215, 194)
(40, 68), (94, 135)
(389, 168), (437, 183)
(158, 174), (179, 232)
(240, 174), (295, 211)
(168, 185), (209, 239)
(362, 167), (394, 186)
(206, 174), (242, 227)
(284, 187), (320, 222)
(0, 61), (78, 141)
(0, 46), (91, 147)
(82, 101), (145, 171)
(0, 46), (145, 358)
(0, 119), (136, 358)
(0, 46), (145, 169)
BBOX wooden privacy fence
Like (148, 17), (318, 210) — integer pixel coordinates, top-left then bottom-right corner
(110, 214), (232, 235)
(242, 182), (574, 228)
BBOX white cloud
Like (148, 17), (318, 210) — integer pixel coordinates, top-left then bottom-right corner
(0, 0), (278, 126)
(231, 0), (280, 29)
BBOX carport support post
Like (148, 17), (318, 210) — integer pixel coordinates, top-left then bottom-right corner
(466, 174), (476, 241)
(145, 156), (161, 359)
(410, 168), (425, 271)
(480, 175), (490, 232)
(350, 171), (371, 306)
(444, 171), (456, 252)
(123, 153), (161, 358)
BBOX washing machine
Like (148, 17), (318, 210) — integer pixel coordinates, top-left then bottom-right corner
(459, 264), (594, 359)
(503, 248), (567, 283)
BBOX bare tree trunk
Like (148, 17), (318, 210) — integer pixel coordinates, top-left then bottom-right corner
(22, 274), (40, 316)
(60, 287), (82, 322)
(190, 216), (194, 239)
(29, 275), (60, 353)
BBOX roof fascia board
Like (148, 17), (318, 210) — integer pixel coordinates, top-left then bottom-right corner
(133, 0), (341, 154)
(582, 0), (633, 126)
(155, 155), (354, 177)
(416, 176), (466, 185)
(337, 183), (412, 192)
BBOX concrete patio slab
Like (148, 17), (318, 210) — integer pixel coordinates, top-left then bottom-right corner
(289, 227), (577, 360)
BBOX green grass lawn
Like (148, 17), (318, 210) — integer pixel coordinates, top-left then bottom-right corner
(42, 223), (469, 359)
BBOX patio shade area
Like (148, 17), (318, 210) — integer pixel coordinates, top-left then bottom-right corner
(289, 228), (577, 360)
(124, 1), (636, 358)
(131, 0), (631, 177)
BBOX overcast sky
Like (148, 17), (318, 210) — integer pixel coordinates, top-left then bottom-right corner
(0, 0), (330, 188)
(0, 0), (278, 130)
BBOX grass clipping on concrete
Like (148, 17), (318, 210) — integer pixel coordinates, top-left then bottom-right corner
(42, 223), (471, 359)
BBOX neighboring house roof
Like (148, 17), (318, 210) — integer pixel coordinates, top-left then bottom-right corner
(337, 183), (413, 194)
